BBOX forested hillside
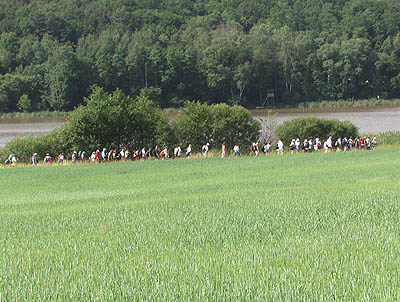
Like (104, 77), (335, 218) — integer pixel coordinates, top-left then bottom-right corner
(0, 0), (399, 112)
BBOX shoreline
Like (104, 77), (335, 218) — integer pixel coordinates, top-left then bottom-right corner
(1, 104), (400, 121)
(249, 104), (400, 115)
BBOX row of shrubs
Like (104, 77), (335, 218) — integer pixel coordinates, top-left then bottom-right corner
(4, 87), (383, 163)
(369, 131), (400, 146)
(275, 118), (359, 146)
(0, 87), (261, 162)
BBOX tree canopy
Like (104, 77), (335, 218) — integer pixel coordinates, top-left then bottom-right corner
(1, 0), (400, 112)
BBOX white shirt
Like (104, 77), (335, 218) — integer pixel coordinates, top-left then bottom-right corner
(326, 138), (332, 148)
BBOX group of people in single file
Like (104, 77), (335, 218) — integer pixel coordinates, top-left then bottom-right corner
(3, 135), (377, 167)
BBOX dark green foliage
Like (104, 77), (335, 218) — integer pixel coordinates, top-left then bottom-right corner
(60, 87), (172, 152)
(172, 101), (260, 150)
(172, 101), (213, 150)
(17, 94), (32, 112)
(1, 0), (400, 111)
(210, 103), (261, 148)
(275, 117), (359, 145)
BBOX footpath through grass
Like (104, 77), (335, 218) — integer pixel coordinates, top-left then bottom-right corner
(0, 149), (400, 301)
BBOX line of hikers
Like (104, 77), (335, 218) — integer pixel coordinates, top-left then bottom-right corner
(3, 136), (377, 167)
(287, 135), (377, 154)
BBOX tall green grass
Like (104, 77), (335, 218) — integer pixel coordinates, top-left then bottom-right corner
(0, 111), (69, 119)
(0, 149), (400, 300)
(296, 98), (400, 109)
(375, 131), (400, 146)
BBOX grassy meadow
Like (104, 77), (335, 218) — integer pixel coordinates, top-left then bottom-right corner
(1, 149), (400, 301)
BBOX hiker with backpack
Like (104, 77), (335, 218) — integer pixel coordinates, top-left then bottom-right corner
(251, 141), (259, 156)
(44, 153), (52, 164)
(153, 145), (160, 159)
(290, 139), (295, 154)
(263, 142), (271, 155)
(58, 153), (64, 164)
(371, 137), (377, 149)
(202, 143), (210, 157)
(160, 146), (169, 159)
(174, 145), (182, 158)
(10, 154), (17, 167)
(4, 153), (14, 166)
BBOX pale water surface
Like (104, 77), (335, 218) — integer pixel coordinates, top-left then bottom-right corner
(254, 107), (400, 134)
(0, 118), (64, 147)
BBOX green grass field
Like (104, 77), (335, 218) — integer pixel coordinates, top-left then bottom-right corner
(1, 149), (400, 301)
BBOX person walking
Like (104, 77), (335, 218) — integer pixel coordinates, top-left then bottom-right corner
(295, 138), (300, 152)
(277, 139), (284, 155)
(202, 143), (209, 157)
(221, 142), (227, 158)
(233, 144), (240, 157)
(5, 153), (14, 167)
(11, 154), (17, 167)
(101, 148), (107, 161)
(90, 152), (96, 163)
(335, 137), (342, 152)
(58, 152), (64, 164)
(186, 144), (192, 158)
(44, 153), (52, 164)
(290, 139), (295, 154)
(174, 145), (182, 158)
(72, 151), (77, 164)
(30, 153), (38, 166)
(326, 136), (333, 152)
(160, 146), (169, 159)
(371, 137), (377, 149)
(153, 145), (160, 159)
(80, 151), (86, 163)
(263, 142), (271, 155)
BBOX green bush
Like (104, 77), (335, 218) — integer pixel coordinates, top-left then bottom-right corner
(172, 101), (260, 150)
(375, 131), (400, 145)
(210, 103), (260, 148)
(171, 101), (213, 150)
(60, 87), (173, 152)
(275, 117), (359, 145)
(1, 127), (66, 163)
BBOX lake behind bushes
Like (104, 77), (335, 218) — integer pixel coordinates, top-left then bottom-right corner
(1, 107), (399, 147)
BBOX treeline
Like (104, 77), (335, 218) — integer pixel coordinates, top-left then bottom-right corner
(1, 0), (400, 112)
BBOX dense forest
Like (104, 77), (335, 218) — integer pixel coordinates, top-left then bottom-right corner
(0, 0), (400, 112)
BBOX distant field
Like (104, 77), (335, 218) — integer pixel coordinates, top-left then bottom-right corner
(1, 149), (400, 301)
